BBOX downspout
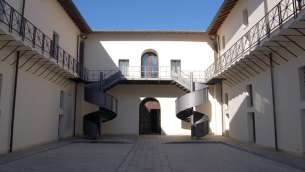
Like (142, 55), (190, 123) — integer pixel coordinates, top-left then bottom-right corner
(21, 0), (26, 17)
(269, 53), (278, 150)
(73, 82), (77, 137)
(9, 52), (20, 153)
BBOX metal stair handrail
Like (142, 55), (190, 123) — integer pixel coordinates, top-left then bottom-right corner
(204, 0), (305, 81)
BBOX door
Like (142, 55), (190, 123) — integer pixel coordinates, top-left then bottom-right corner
(139, 98), (161, 134)
(139, 104), (150, 134)
(150, 109), (161, 134)
(248, 112), (256, 143)
(142, 53), (158, 78)
(58, 114), (64, 139)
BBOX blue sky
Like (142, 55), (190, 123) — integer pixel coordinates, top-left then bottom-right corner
(73, 0), (224, 31)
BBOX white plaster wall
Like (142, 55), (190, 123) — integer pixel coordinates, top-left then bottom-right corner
(0, 49), (76, 154)
(84, 33), (215, 72)
(102, 85), (190, 135)
(222, 68), (276, 148)
(7, 0), (81, 58)
(221, 34), (305, 154)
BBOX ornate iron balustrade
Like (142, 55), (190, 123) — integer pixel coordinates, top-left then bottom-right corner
(204, 0), (305, 81)
(0, 0), (88, 80)
(87, 66), (192, 82)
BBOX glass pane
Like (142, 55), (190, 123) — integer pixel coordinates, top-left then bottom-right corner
(125, 61), (129, 75)
(119, 61), (124, 71)
(151, 55), (157, 66)
(142, 54), (148, 66)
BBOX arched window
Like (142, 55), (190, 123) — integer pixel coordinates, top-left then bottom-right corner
(141, 52), (158, 78)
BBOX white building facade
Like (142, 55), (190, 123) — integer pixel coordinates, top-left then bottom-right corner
(0, 0), (304, 157)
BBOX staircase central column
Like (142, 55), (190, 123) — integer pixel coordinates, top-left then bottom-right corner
(190, 72), (195, 139)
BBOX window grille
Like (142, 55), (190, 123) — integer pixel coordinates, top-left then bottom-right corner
(60, 91), (65, 109)
(247, 84), (253, 107)
(243, 9), (249, 27)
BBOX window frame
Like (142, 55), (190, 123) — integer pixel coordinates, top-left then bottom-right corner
(119, 59), (129, 76)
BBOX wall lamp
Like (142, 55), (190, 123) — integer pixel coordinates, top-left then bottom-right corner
(210, 35), (216, 40)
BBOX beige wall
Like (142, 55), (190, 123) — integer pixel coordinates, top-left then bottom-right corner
(83, 33), (215, 71)
(0, 0), (81, 154)
(216, 0), (305, 154)
(105, 85), (189, 135)
(0, 48), (76, 154)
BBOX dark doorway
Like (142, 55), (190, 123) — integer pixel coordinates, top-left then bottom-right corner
(139, 98), (161, 134)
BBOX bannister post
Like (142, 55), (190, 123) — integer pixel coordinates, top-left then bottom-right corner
(9, 8), (13, 33)
(41, 34), (45, 54)
(62, 51), (65, 67)
(68, 55), (70, 70)
(278, 3), (283, 30)
(100, 72), (104, 91)
(32, 27), (37, 48)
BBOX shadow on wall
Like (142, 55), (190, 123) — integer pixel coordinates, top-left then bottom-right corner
(227, 85), (274, 146)
(84, 38), (117, 70)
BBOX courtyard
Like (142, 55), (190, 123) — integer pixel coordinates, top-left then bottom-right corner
(0, 136), (305, 172)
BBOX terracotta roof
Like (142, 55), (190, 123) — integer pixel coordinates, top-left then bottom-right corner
(93, 30), (206, 34)
(207, 0), (239, 35)
(57, 0), (92, 33)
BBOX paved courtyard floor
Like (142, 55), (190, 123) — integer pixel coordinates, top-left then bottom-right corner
(0, 135), (305, 172)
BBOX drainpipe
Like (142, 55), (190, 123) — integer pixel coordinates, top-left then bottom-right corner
(21, 0), (26, 17)
(269, 53), (278, 150)
(9, 52), (20, 153)
(73, 82), (77, 137)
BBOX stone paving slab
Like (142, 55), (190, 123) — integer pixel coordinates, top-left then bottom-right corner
(0, 143), (133, 172)
(164, 143), (303, 172)
(160, 135), (305, 171)
(0, 135), (305, 172)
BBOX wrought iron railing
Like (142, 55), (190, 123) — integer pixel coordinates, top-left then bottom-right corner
(87, 66), (192, 81)
(204, 0), (305, 81)
(0, 0), (88, 80)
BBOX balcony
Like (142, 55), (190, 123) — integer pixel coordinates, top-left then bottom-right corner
(86, 66), (207, 92)
(204, 0), (305, 86)
(0, 0), (87, 85)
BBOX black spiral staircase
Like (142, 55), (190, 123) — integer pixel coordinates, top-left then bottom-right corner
(175, 80), (210, 139)
(83, 73), (118, 139)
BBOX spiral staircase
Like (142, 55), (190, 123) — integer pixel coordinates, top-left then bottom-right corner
(83, 73), (118, 139)
(175, 81), (210, 139)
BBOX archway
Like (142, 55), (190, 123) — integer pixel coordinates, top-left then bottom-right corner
(141, 52), (158, 78)
(139, 98), (161, 134)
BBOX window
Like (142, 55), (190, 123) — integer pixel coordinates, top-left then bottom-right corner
(225, 93), (228, 110)
(0, 1), (6, 22)
(60, 91), (65, 109)
(51, 31), (59, 59)
(222, 36), (225, 50)
(171, 60), (181, 74)
(119, 60), (129, 76)
(248, 112), (256, 143)
(247, 84), (253, 107)
(141, 52), (158, 78)
(243, 8), (249, 27)
(299, 66), (305, 100)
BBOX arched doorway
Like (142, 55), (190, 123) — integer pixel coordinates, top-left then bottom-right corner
(141, 52), (158, 78)
(139, 98), (161, 134)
